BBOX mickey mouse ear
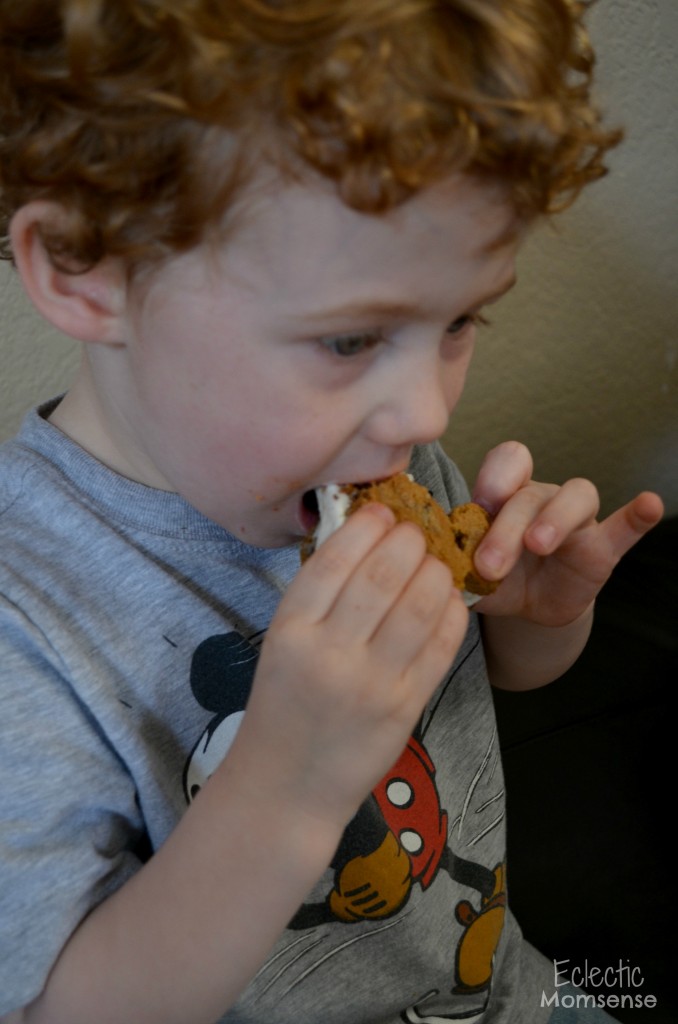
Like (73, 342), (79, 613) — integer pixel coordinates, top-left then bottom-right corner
(189, 632), (259, 713)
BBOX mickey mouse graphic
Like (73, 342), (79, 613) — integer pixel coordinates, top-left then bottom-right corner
(182, 631), (261, 804)
(183, 629), (506, 1018)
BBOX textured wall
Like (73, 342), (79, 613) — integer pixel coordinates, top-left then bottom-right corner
(445, 0), (678, 515)
(0, 268), (78, 433)
(0, 0), (676, 515)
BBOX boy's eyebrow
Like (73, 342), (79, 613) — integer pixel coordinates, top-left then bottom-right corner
(297, 275), (517, 325)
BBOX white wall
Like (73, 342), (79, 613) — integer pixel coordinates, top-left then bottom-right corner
(1, 0), (676, 516)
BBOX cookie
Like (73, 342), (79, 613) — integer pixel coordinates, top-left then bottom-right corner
(303, 473), (498, 601)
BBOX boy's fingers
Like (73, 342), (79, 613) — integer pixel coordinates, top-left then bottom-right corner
(472, 441), (533, 515)
(598, 491), (664, 562)
(283, 504), (396, 622)
(522, 477), (600, 555)
(475, 477), (601, 577)
(371, 555), (461, 668)
(474, 481), (559, 578)
(403, 588), (469, 692)
(326, 521), (430, 643)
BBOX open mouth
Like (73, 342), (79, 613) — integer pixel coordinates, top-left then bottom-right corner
(298, 470), (408, 538)
(300, 489), (320, 533)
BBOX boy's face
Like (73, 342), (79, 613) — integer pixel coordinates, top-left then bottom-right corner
(97, 174), (519, 547)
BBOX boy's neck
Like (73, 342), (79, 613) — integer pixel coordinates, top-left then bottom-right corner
(48, 351), (171, 491)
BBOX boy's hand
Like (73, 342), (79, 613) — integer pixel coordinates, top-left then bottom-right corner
(471, 441), (664, 627)
(232, 504), (468, 832)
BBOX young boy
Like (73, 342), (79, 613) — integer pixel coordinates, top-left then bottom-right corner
(0, 2), (663, 1022)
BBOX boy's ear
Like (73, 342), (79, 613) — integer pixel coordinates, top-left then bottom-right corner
(9, 201), (127, 344)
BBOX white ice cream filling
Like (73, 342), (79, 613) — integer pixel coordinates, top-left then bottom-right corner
(313, 484), (352, 547)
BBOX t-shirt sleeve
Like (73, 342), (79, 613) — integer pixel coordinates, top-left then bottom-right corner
(409, 441), (472, 509)
(0, 599), (146, 1014)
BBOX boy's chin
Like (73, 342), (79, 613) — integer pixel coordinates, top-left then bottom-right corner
(239, 509), (310, 550)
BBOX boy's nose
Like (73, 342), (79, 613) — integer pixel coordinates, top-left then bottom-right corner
(366, 359), (455, 449)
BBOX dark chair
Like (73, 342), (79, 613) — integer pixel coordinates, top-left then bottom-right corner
(493, 516), (677, 1024)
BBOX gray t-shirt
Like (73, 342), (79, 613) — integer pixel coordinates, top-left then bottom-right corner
(0, 402), (561, 1022)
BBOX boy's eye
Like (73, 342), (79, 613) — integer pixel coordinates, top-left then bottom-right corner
(447, 313), (490, 335)
(321, 332), (381, 357)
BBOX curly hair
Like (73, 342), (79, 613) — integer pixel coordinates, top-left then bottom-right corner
(0, 0), (620, 272)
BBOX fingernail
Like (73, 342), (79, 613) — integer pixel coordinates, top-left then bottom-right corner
(366, 502), (396, 525)
(478, 544), (504, 574)
(472, 495), (500, 517)
(530, 523), (556, 551)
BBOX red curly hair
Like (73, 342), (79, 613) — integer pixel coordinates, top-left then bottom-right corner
(0, 0), (620, 272)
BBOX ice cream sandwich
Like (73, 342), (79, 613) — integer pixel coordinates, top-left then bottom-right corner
(303, 473), (498, 606)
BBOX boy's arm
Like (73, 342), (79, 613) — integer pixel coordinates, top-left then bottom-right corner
(5, 504), (468, 1024)
(469, 442), (664, 691)
(12, 752), (343, 1024)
